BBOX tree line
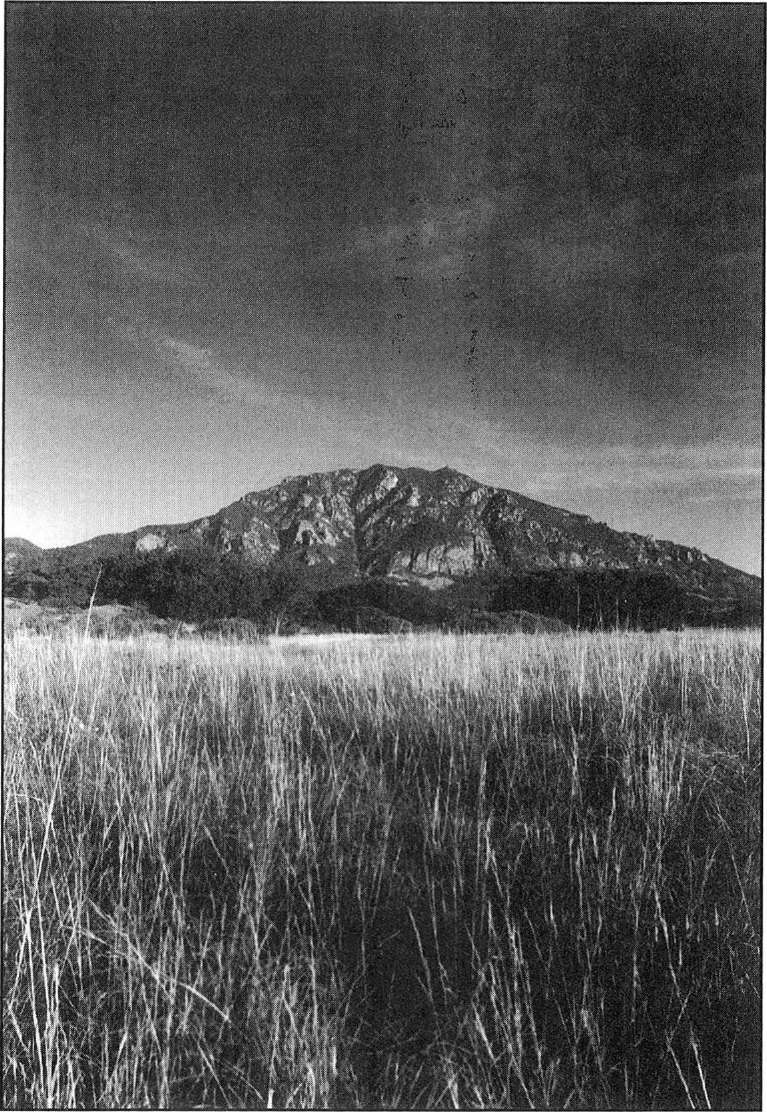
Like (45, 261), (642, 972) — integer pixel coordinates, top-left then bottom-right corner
(5, 548), (760, 631)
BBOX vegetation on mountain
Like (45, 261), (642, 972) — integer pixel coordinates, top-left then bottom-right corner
(5, 546), (760, 632)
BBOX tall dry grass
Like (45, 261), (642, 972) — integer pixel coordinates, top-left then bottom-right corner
(3, 627), (761, 1108)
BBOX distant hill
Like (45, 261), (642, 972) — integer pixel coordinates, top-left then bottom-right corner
(4, 465), (761, 630)
(4, 537), (43, 569)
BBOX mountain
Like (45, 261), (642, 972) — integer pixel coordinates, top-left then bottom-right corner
(4, 465), (760, 627)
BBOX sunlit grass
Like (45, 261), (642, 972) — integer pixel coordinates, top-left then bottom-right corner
(4, 627), (761, 1108)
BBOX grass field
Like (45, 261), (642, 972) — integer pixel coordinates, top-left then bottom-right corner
(3, 626), (761, 1108)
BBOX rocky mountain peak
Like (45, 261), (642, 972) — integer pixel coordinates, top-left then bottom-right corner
(4, 466), (759, 605)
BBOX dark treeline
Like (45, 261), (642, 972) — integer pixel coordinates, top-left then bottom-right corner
(320, 571), (760, 630)
(5, 549), (760, 631)
(469, 568), (760, 630)
(6, 550), (319, 629)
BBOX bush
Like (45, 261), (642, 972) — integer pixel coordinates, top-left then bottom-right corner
(332, 605), (414, 634)
(452, 609), (571, 634)
(198, 617), (266, 641)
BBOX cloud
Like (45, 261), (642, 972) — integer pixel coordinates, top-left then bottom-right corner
(119, 323), (224, 387)
(350, 195), (497, 283)
(446, 418), (761, 503)
(523, 444), (762, 504)
(86, 223), (200, 288)
(157, 336), (215, 378)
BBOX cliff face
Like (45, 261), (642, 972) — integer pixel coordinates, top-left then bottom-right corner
(6, 465), (757, 605)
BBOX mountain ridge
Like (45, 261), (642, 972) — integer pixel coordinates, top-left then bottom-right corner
(5, 465), (758, 596)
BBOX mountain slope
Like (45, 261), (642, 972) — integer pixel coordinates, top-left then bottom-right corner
(4, 465), (760, 622)
(4, 537), (43, 570)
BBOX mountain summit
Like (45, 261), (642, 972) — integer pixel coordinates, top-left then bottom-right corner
(5, 466), (758, 606)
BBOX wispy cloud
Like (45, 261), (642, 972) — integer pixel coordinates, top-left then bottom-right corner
(85, 222), (200, 288)
(350, 195), (497, 283)
(449, 419), (762, 504)
(157, 336), (215, 378)
(524, 446), (761, 504)
(121, 323), (223, 386)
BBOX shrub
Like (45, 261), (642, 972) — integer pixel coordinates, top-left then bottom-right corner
(198, 617), (267, 641)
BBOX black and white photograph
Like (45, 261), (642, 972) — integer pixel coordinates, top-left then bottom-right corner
(3, 3), (763, 1108)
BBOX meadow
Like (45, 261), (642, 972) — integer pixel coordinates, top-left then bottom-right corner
(3, 625), (761, 1109)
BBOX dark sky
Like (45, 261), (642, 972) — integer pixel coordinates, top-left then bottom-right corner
(6, 3), (764, 572)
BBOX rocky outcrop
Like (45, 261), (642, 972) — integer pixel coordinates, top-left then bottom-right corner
(135, 532), (167, 554)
